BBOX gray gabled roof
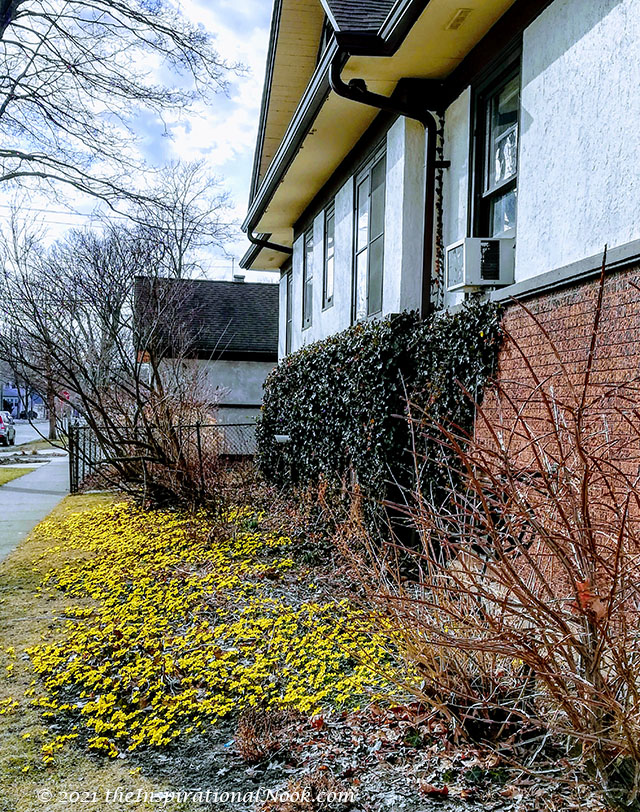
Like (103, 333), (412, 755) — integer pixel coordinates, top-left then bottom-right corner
(322, 0), (395, 34)
(134, 277), (279, 361)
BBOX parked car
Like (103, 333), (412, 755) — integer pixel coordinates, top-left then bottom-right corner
(19, 409), (38, 420)
(0, 411), (16, 446)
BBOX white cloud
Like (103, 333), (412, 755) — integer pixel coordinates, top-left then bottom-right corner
(0, 0), (277, 282)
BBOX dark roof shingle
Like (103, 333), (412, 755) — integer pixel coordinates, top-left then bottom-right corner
(323, 0), (395, 33)
(134, 277), (279, 360)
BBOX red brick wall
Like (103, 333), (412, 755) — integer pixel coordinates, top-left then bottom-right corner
(477, 265), (640, 471)
(469, 267), (640, 599)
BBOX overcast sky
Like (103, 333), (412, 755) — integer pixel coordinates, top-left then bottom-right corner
(1, 0), (275, 282)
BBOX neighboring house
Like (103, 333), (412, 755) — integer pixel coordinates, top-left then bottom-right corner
(0, 371), (44, 417)
(241, 0), (640, 362)
(134, 276), (279, 424)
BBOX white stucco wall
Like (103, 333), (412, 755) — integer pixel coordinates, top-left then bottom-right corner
(516, 0), (640, 280)
(441, 88), (471, 309)
(278, 274), (288, 359)
(191, 358), (275, 408)
(303, 175), (356, 345)
(384, 117), (426, 314)
(290, 232), (305, 350)
(275, 0), (640, 350)
(331, 176), (356, 334)
(284, 118), (425, 353)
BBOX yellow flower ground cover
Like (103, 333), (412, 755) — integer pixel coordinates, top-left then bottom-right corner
(26, 502), (394, 761)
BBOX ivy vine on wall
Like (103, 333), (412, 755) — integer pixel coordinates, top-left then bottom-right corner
(257, 302), (503, 505)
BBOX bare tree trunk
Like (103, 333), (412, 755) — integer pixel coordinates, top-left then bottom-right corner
(47, 383), (57, 441)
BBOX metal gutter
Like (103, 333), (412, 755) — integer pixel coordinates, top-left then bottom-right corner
(248, 0), (284, 202)
(242, 40), (337, 236)
(240, 240), (263, 270)
(378, 0), (430, 53)
(318, 0), (339, 32)
(242, 0), (430, 249)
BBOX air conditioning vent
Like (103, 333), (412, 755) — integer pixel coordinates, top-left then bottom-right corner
(445, 8), (473, 30)
(480, 240), (500, 281)
(446, 237), (515, 292)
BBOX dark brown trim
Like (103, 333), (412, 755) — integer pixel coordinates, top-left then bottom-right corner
(182, 350), (278, 362)
(217, 403), (263, 410)
(468, 48), (521, 238)
(322, 202), (335, 310)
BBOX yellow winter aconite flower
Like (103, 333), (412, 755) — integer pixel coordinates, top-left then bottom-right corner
(0, 697), (19, 716)
(24, 502), (395, 759)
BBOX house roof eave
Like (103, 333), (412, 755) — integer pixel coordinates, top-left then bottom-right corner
(242, 38), (338, 235)
(243, 0), (432, 247)
(243, 0), (535, 270)
(248, 0), (284, 203)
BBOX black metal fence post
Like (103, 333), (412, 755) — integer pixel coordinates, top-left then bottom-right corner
(195, 421), (205, 495)
(68, 423), (76, 493)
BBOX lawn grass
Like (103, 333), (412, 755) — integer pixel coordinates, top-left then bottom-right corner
(0, 467), (35, 487)
(0, 495), (195, 812)
(14, 437), (64, 454)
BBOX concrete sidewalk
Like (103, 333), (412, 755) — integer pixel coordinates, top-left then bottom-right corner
(0, 456), (69, 562)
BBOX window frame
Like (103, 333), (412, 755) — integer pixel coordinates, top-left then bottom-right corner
(471, 51), (521, 239)
(301, 226), (314, 330)
(352, 149), (386, 323)
(322, 203), (335, 309)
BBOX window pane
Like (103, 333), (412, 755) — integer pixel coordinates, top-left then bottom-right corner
(490, 187), (517, 236)
(355, 249), (368, 322)
(367, 235), (383, 315)
(305, 230), (314, 280)
(303, 229), (313, 327)
(325, 256), (334, 304)
(356, 178), (369, 252)
(486, 75), (519, 191)
(324, 209), (335, 305)
(285, 273), (292, 353)
(370, 157), (386, 239)
(304, 277), (313, 326)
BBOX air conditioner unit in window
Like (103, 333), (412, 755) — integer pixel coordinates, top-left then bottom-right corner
(446, 237), (515, 292)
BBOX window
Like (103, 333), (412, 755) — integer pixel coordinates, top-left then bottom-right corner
(302, 228), (313, 329)
(285, 269), (292, 354)
(323, 204), (335, 308)
(354, 152), (386, 322)
(475, 67), (520, 238)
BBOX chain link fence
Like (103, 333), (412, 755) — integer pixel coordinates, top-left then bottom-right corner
(68, 422), (257, 494)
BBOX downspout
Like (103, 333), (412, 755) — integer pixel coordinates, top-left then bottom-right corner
(329, 47), (438, 318)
